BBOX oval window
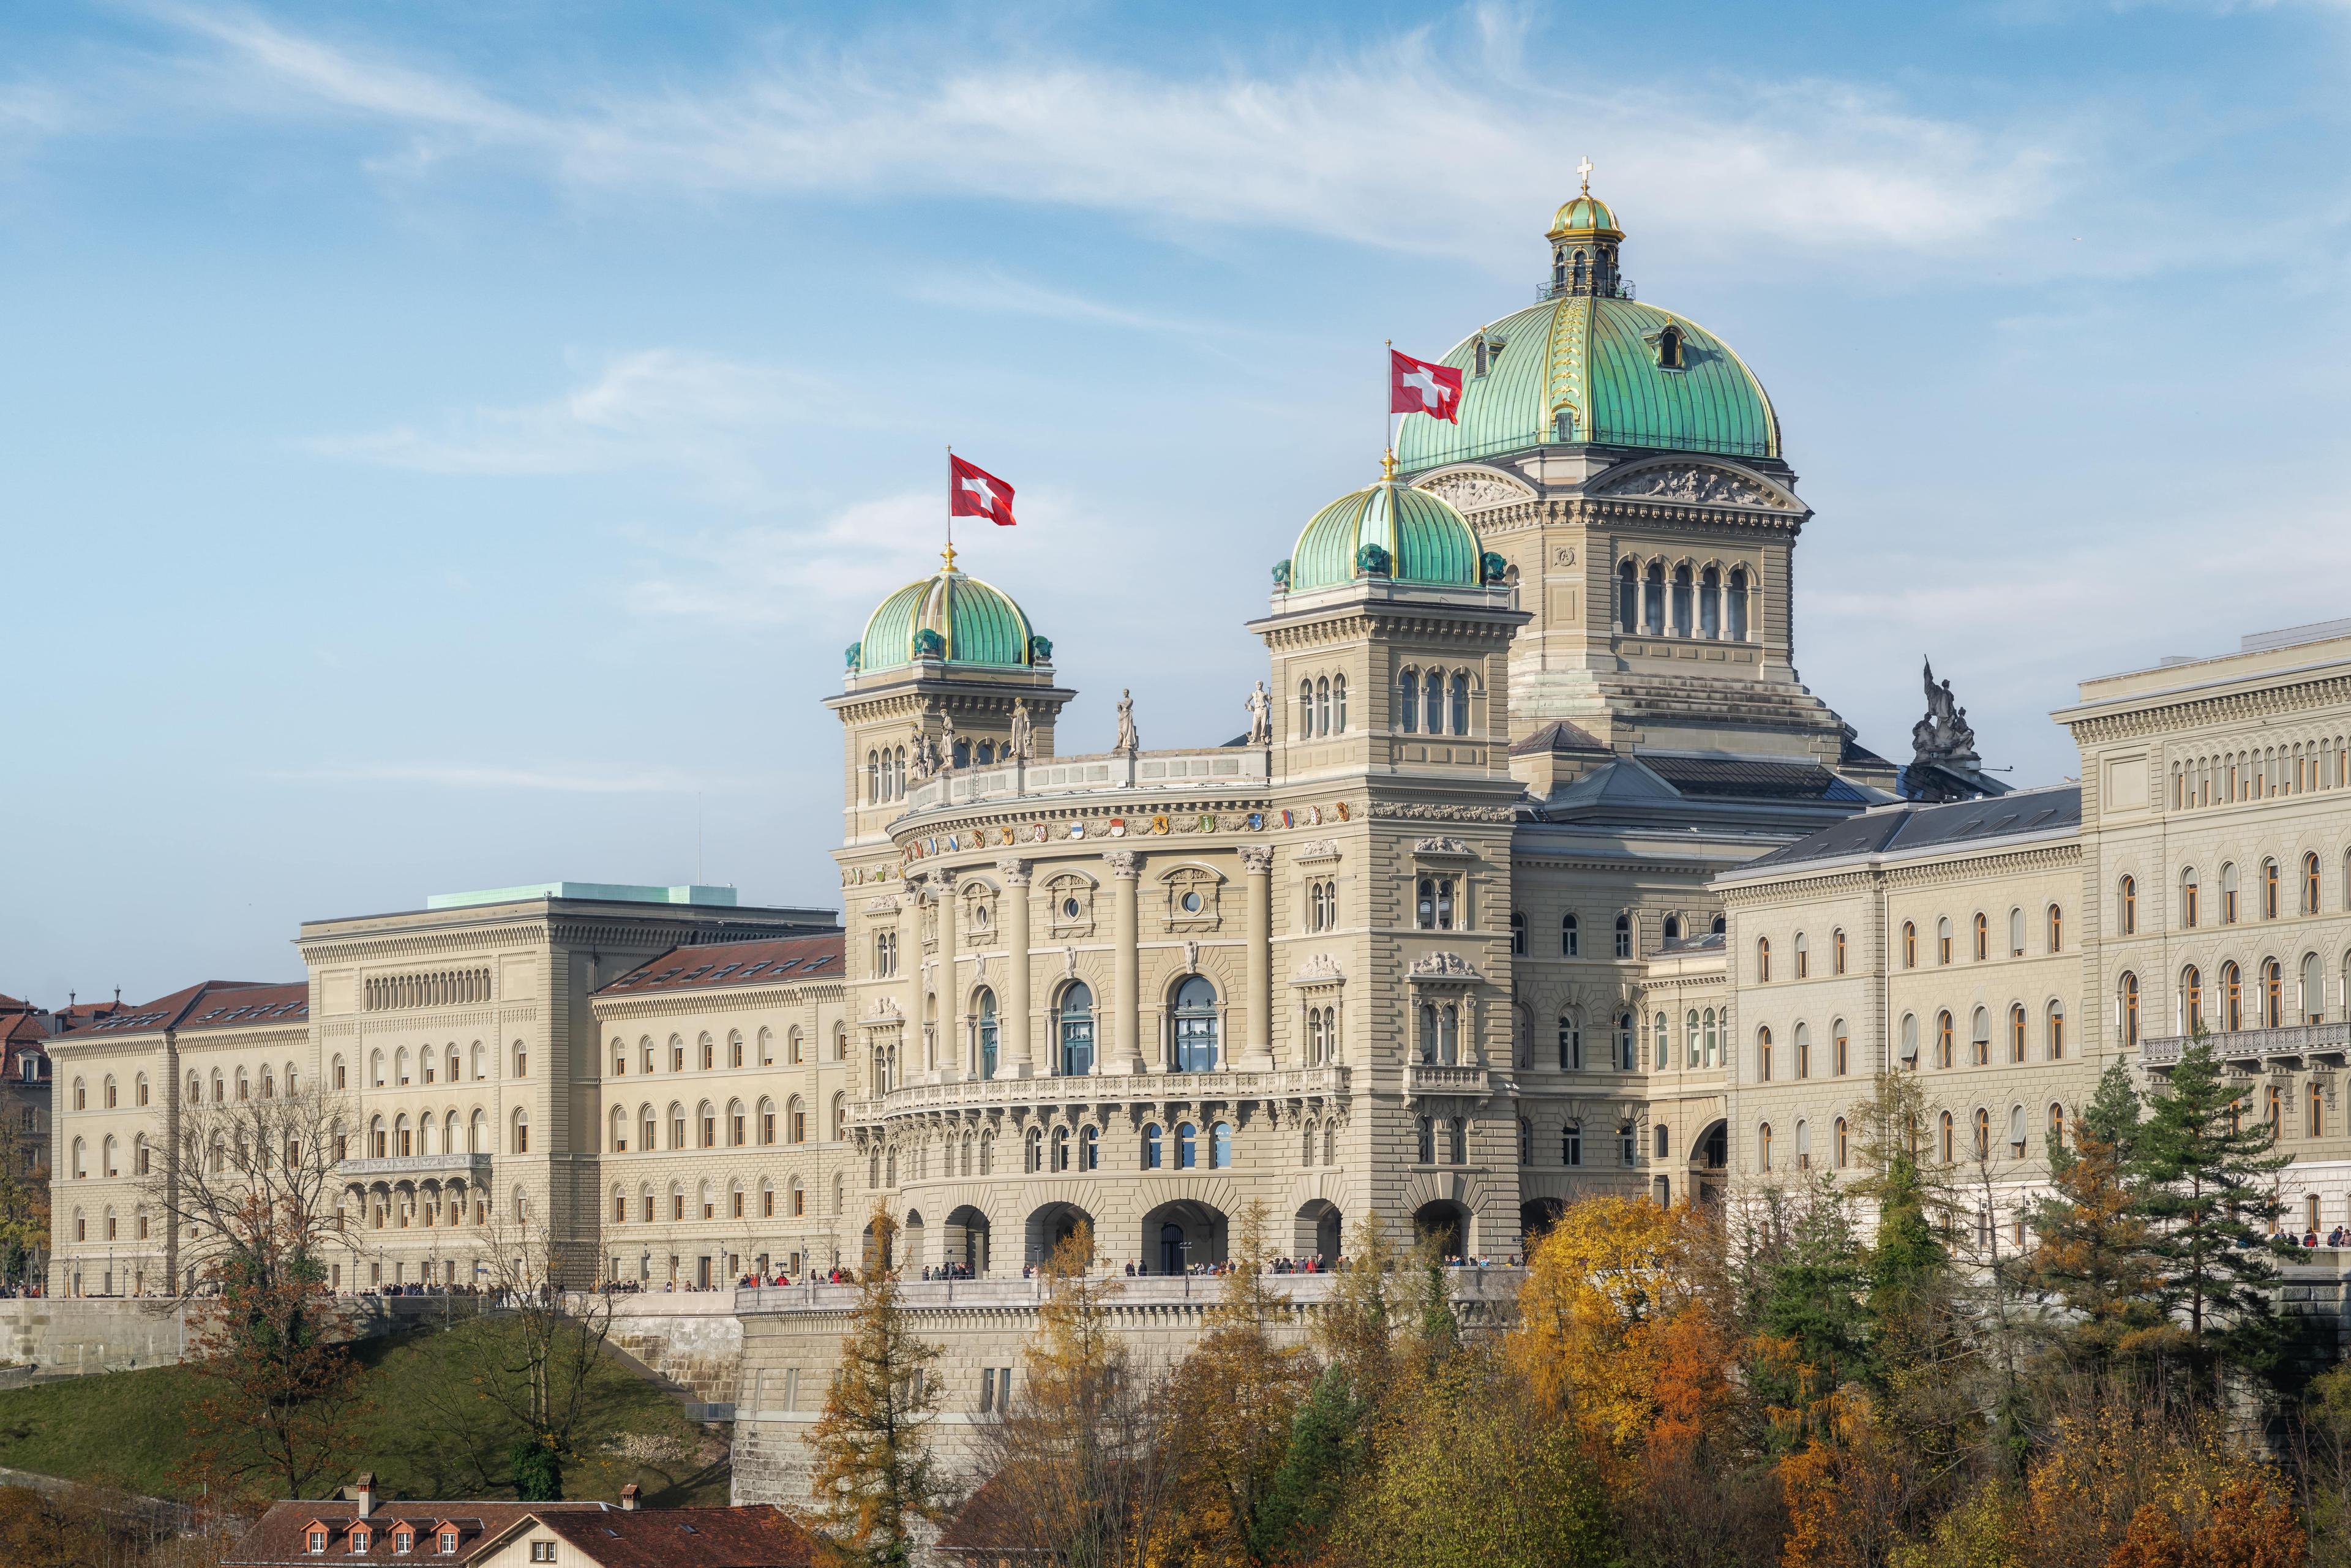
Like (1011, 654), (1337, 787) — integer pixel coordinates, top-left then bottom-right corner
(972, 905), (990, 928)
(1062, 897), (1082, 920)
(1180, 891), (1203, 913)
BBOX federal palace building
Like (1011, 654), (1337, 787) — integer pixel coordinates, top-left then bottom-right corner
(46, 180), (2351, 1305)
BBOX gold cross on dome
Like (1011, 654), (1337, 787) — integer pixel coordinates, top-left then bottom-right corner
(1577, 156), (1593, 194)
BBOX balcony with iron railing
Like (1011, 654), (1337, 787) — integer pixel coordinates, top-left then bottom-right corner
(2141, 1022), (2351, 1070)
(898, 748), (1269, 822)
(846, 1064), (1351, 1125)
(337, 1151), (493, 1182)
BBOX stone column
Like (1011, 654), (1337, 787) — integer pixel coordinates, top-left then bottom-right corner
(1109, 850), (1142, 1075)
(934, 870), (960, 1081)
(998, 859), (1032, 1078)
(1242, 846), (1275, 1070)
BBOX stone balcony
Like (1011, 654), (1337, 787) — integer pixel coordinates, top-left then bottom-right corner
(899, 747), (1269, 820)
(2142, 1023), (2350, 1071)
(846, 1064), (1350, 1127)
(337, 1152), (493, 1181)
(737, 1262), (1526, 1316)
(1402, 1063), (1493, 1104)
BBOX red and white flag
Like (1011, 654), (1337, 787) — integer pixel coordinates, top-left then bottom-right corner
(1389, 348), (1463, 423)
(950, 454), (1016, 527)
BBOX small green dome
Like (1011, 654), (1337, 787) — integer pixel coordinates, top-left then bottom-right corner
(1548, 194), (1621, 238)
(853, 562), (1038, 675)
(1288, 471), (1482, 593)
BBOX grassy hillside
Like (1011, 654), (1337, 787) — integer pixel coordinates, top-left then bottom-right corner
(0, 1319), (730, 1507)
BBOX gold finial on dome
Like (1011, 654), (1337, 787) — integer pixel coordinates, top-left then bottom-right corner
(1381, 449), (1398, 481)
(942, 539), (958, 571)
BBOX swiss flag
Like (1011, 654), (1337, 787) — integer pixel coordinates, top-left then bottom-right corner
(1389, 348), (1464, 423)
(950, 455), (1016, 527)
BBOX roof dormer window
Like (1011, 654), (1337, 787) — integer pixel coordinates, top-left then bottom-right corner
(1472, 335), (1488, 376)
(1656, 324), (1684, 370)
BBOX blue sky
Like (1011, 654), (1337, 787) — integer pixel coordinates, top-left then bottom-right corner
(6, 1), (2350, 1003)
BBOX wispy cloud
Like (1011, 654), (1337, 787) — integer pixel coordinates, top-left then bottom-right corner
(906, 269), (1212, 336)
(145, 8), (2073, 276)
(307, 349), (852, 504)
(265, 760), (726, 793)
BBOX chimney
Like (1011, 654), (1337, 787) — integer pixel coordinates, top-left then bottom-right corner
(619, 1484), (640, 1512)
(352, 1473), (377, 1518)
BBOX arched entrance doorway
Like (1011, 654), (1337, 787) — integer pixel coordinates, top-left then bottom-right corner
(1520, 1196), (1566, 1250)
(945, 1206), (991, 1277)
(1690, 1119), (1729, 1204)
(1413, 1201), (1466, 1262)
(861, 1218), (894, 1274)
(902, 1210), (926, 1274)
(1142, 1200), (1228, 1274)
(1295, 1199), (1343, 1266)
(1025, 1201), (1096, 1266)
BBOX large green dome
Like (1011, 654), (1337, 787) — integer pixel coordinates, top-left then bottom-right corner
(849, 561), (1040, 675)
(1398, 192), (1780, 472)
(1287, 471), (1482, 593)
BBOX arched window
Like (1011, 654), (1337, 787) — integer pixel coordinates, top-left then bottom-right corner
(1333, 674), (1348, 732)
(1795, 1119), (1811, 1170)
(1938, 1111), (1955, 1163)
(2118, 875), (2137, 936)
(1698, 564), (1720, 637)
(1059, 983), (1096, 1076)
(1449, 1117), (1468, 1165)
(1757, 937), (1771, 983)
(1300, 680), (1316, 738)
(1643, 561), (1666, 634)
(1834, 1117), (1850, 1169)
(1973, 913), (1989, 961)
(1757, 1026), (1772, 1082)
(1758, 1123), (1773, 1173)
(1973, 1108), (1990, 1160)
(1510, 910), (1526, 955)
(1450, 672), (1469, 735)
(511, 1109), (529, 1155)
(1211, 1122), (1234, 1169)
(1397, 669), (1418, 734)
(1832, 1019), (1850, 1075)
(1969, 1006), (1990, 1065)
(1617, 1013), (1636, 1070)
(513, 1040), (528, 1078)
(2264, 859), (2281, 921)
(1615, 913), (1633, 958)
(1902, 921), (1918, 969)
(2120, 972), (2141, 1048)
(2009, 907), (2025, 958)
(1558, 1013), (1581, 1070)
(1794, 932), (1810, 979)
(2264, 959), (2284, 1028)
(669, 1103), (687, 1150)
(1937, 917), (1954, 965)
(2222, 961), (2243, 1032)
(2304, 952), (2326, 1024)
(1051, 1126), (1071, 1172)
(2047, 1001), (2066, 1060)
(1081, 1124), (1100, 1171)
(1900, 1011), (1919, 1065)
(2183, 868), (2202, 928)
(1617, 560), (1638, 630)
(2009, 1004), (2027, 1063)
(2181, 966), (2203, 1034)
(610, 1107), (628, 1152)
(975, 989), (999, 1079)
(1937, 1010), (1955, 1069)
(1726, 566), (1750, 640)
(1174, 976), (1219, 1071)
(2312, 1080), (2327, 1139)
(1833, 928), (1847, 975)
(1670, 563), (1693, 637)
(1316, 677), (1331, 737)
(1424, 669), (1444, 734)
(1177, 1122), (1198, 1169)
(1562, 913), (1579, 956)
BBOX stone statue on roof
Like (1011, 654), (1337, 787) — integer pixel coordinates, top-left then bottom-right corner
(1245, 681), (1272, 745)
(1008, 699), (1034, 762)
(909, 721), (938, 784)
(1113, 689), (1139, 757)
(1911, 659), (1977, 762)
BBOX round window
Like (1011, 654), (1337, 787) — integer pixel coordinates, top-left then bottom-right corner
(972, 905), (990, 928)
(1062, 897), (1082, 920)
(1180, 891), (1203, 913)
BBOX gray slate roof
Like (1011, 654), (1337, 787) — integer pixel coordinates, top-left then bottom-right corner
(1731, 782), (2081, 875)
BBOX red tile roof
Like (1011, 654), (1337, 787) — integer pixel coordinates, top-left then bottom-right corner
(179, 981), (309, 1033)
(528, 1505), (817, 1567)
(69, 980), (289, 1038)
(596, 934), (844, 999)
(224, 1500), (816, 1567)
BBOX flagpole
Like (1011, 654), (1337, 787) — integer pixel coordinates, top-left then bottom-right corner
(1382, 339), (1393, 468)
(944, 445), (955, 571)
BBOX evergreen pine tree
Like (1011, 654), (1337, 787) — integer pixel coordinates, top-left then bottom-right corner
(1249, 1364), (1365, 1564)
(807, 1209), (945, 1568)
(2131, 1038), (2291, 1395)
(2031, 1060), (2170, 1375)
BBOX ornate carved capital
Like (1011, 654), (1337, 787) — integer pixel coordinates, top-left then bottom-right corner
(1240, 846), (1274, 876)
(995, 857), (1032, 886)
(1107, 850), (1142, 879)
(932, 868), (960, 893)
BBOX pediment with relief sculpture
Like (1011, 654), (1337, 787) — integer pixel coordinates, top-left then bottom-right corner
(1591, 459), (1799, 512)
(1412, 466), (1535, 513)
